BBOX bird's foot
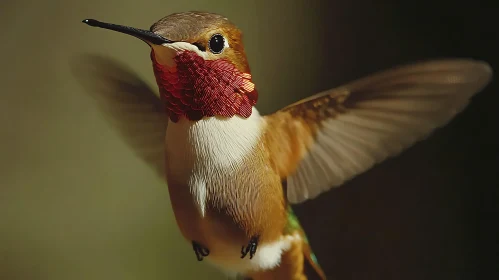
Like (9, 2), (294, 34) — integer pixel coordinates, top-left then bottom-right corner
(192, 241), (210, 261)
(241, 236), (259, 259)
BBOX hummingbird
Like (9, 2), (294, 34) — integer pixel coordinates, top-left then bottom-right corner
(82, 11), (492, 280)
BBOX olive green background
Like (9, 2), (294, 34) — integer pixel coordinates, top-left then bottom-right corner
(1, 0), (498, 279)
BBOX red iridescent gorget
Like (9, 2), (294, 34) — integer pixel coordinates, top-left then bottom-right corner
(151, 49), (259, 122)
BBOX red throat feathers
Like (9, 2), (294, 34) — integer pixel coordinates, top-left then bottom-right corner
(151, 49), (259, 122)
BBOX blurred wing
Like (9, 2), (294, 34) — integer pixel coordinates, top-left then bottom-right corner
(264, 59), (492, 204)
(71, 54), (167, 178)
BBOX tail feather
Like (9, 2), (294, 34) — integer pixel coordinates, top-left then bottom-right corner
(302, 240), (327, 280)
(286, 205), (326, 279)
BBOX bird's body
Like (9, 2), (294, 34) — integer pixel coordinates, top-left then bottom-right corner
(164, 107), (325, 278)
(164, 108), (288, 274)
(82, 11), (493, 279)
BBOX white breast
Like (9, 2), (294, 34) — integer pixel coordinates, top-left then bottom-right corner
(165, 108), (264, 216)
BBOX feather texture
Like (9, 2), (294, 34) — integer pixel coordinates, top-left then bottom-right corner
(264, 59), (492, 204)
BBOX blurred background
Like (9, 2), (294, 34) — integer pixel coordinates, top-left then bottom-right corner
(1, 0), (497, 279)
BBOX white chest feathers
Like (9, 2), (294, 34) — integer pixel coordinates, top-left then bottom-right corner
(165, 108), (264, 216)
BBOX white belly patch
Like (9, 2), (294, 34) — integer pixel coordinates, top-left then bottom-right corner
(165, 108), (264, 217)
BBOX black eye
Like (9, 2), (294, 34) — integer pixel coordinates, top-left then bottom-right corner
(209, 34), (225, 54)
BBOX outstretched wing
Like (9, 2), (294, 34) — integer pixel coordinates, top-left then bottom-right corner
(263, 59), (492, 204)
(71, 54), (168, 178)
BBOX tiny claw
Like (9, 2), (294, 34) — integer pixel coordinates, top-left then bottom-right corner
(241, 236), (259, 260)
(240, 246), (246, 259)
(192, 241), (210, 261)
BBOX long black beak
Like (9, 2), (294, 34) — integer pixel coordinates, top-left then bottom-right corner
(82, 19), (174, 45)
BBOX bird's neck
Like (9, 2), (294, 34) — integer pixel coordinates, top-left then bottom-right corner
(151, 50), (259, 123)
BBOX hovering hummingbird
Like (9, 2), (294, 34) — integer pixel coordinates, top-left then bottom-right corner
(82, 11), (492, 280)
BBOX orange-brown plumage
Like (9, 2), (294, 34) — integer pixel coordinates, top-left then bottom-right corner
(262, 112), (317, 180)
(82, 10), (493, 280)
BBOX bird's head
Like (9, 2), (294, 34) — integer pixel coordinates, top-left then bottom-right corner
(83, 11), (258, 122)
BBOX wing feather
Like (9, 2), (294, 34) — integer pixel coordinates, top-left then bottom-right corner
(265, 59), (492, 204)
